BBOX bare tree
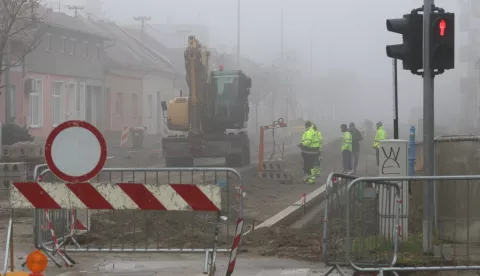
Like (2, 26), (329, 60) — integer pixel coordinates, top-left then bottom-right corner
(0, 0), (45, 90)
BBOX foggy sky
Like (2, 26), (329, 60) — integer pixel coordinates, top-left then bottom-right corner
(51, 0), (467, 129)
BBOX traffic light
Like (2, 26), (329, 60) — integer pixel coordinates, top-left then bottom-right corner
(431, 12), (454, 70)
(386, 14), (423, 72)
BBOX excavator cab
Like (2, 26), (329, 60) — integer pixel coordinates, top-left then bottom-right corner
(206, 70), (251, 131)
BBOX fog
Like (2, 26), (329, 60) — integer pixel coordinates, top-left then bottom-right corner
(49, 0), (470, 137)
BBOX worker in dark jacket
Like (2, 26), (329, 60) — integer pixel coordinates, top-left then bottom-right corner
(349, 122), (363, 174)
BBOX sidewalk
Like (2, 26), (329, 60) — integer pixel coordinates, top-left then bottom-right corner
(38, 253), (352, 276)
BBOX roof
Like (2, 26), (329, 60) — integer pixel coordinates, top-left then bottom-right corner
(36, 6), (109, 39)
(88, 20), (174, 73)
(122, 27), (185, 75)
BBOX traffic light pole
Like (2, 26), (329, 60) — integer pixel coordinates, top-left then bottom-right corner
(393, 59), (399, 139)
(423, 0), (435, 255)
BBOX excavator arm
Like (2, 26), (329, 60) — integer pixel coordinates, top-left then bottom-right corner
(184, 36), (210, 136)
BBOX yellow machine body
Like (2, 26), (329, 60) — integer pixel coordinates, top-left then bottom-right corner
(166, 97), (189, 132)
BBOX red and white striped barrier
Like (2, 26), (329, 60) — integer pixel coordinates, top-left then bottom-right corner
(11, 182), (222, 211)
(120, 126), (129, 147)
(37, 176), (88, 231)
(226, 218), (244, 276)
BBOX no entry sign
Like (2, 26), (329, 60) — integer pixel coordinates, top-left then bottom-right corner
(45, 120), (107, 182)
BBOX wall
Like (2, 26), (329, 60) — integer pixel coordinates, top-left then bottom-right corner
(26, 25), (104, 80)
(411, 138), (480, 243)
(105, 72), (143, 132)
(142, 73), (176, 135)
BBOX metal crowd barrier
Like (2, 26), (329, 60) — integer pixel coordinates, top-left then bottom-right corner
(24, 165), (244, 274)
(322, 172), (401, 275)
(323, 173), (480, 275)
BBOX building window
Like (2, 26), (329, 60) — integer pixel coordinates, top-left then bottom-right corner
(45, 34), (52, 51)
(94, 43), (100, 59)
(148, 94), (153, 118)
(70, 38), (76, 55)
(29, 79), (43, 127)
(61, 36), (66, 54)
(52, 82), (64, 126)
(132, 94), (138, 118)
(83, 41), (88, 57)
(116, 92), (123, 117)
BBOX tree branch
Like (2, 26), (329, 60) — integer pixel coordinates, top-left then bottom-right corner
(0, 0), (43, 88)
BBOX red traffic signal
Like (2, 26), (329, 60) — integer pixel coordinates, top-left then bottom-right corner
(439, 19), (446, 36)
(431, 12), (454, 70)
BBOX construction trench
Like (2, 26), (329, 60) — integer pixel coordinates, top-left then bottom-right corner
(2, 134), (479, 275)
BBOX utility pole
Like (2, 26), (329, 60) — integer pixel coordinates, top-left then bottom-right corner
(237, 0), (240, 68)
(280, 8), (284, 60)
(134, 16), (151, 42)
(280, 8), (286, 122)
(423, 0), (435, 255)
(66, 5), (83, 17)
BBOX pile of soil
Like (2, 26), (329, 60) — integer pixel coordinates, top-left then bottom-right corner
(73, 137), (378, 257)
(76, 211), (234, 249)
(242, 224), (323, 261)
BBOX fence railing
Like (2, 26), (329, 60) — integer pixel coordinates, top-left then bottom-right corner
(323, 173), (480, 275)
(2, 164), (245, 275)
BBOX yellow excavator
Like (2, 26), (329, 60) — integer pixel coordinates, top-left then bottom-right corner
(161, 36), (252, 167)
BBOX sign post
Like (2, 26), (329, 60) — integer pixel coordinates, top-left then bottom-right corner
(44, 120), (107, 233)
(45, 120), (107, 183)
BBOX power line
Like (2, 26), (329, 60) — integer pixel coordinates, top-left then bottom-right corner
(134, 16), (151, 42)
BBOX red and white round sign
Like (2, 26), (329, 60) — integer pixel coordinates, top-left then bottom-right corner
(45, 120), (107, 182)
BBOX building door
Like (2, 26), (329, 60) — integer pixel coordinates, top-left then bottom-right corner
(105, 87), (111, 131)
(85, 85), (102, 127)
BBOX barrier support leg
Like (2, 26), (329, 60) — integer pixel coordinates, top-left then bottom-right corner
(203, 250), (210, 274)
(323, 265), (346, 276)
(258, 127), (265, 175)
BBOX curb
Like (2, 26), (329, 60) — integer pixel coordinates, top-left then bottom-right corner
(243, 183), (326, 235)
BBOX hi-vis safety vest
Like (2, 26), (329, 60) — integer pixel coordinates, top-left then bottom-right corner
(312, 131), (322, 150)
(341, 131), (352, 152)
(301, 127), (317, 153)
(373, 126), (387, 149)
